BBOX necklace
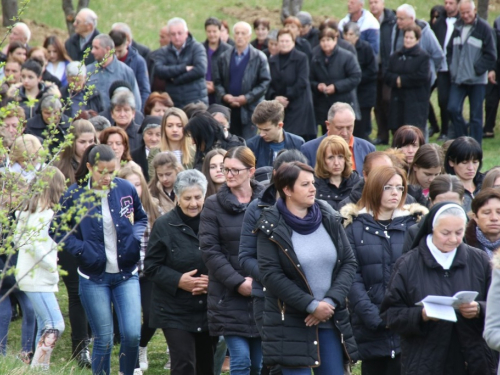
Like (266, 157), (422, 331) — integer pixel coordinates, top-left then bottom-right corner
(377, 220), (392, 238)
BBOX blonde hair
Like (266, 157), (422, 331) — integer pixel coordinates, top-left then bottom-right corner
(160, 108), (192, 166)
(315, 135), (353, 179)
(24, 166), (66, 213)
(148, 152), (184, 199)
(10, 134), (43, 165)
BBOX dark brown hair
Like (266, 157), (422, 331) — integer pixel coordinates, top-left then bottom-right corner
(408, 144), (444, 185)
(43, 35), (71, 62)
(254, 18), (270, 30)
(471, 188), (500, 215)
(428, 175), (465, 202)
(274, 161), (315, 200)
(319, 27), (338, 40)
(391, 125), (425, 149)
(224, 146), (256, 169)
(201, 148), (227, 197)
(277, 28), (296, 42)
(362, 151), (392, 176)
(482, 167), (500, 190)
(403, 24), (422, 40)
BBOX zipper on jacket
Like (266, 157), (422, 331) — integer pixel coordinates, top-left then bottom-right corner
(277, 299), (286, 321)
(340, 333), (353, 364)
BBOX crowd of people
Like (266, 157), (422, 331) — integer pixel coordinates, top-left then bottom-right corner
(1, 1), (500, 375)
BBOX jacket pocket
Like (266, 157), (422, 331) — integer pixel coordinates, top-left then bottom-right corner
(77, 242), (102, 273)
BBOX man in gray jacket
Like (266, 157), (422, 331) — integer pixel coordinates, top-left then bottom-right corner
(447, 0), (496, 145)
(213, 22), (270, 140)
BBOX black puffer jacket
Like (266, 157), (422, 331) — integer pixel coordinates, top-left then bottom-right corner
(381, 240), (497, 375)
(315, 172), (361, 211)
(256, 200), (358, 367)
(153, 34), (208, 107)
(340, 203), (427, 360)
(199, 180), (264, 337)
(144, 208), (208, 332)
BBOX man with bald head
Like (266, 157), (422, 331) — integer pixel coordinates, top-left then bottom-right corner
(301, 102), (375, 173)
(213, 21), (270, 139)
(153, 17), (208, 107)
(65, 8), (100, 65)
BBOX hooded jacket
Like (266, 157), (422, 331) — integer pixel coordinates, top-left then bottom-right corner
(314, 171), (361, 211)
(199, 181), (264, 337)
(340, 203), (427, 360)
(256, 200), (358, 367)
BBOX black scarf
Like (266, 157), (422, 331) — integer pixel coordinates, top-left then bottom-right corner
(176, 205), (200, 234)
(276, 198), (322, 235)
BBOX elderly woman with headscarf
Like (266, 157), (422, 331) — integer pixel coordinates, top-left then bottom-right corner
(380, 202), (498, 375)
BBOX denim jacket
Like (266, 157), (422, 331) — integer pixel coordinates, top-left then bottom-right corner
(50, 178), (147, 282)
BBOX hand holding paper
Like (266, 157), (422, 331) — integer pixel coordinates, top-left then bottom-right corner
(416, 291), (479, 322)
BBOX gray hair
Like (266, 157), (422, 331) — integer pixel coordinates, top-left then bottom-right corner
(94, 34), (115, 49)
(78, 8), (98, 28)
(344, 22), (361, 37)
(459, 0), (476, 10)
(89, 116), (111, 132)
(112, 22), (133, 40)
(111, 91), (136, 111)
(327, 102), (356, 121)
(167, 17), (188, 32)
(40, 95), (62, 111)
(174, 169), (208, 197)
(233, 21), (252, 35)
(397, 4), (416, 20)
(66, 61), (87, 77)
(13, 22), (31, 43)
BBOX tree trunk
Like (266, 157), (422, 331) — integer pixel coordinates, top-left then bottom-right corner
(478, 0), (489, 20)
(62, 0), (90, 36)
(2, 0), (18, 27)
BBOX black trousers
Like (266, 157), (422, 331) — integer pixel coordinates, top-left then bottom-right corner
(59, 250), (90, 343)
(485, 81), (500, 134)
(374, 68), (391, 143)
(163, 328), (218, 375)
(437, 71), (452, 137)
(354, 107), (373, 140)
(361, 354), (401, 375)
(139, 276), (156, 347)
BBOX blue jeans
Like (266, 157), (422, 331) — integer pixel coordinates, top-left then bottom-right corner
(224, 335), (262, 375)
(281, 329), (344, 375)
(0, 290), (36, 355)
(214, 336), (227, 375)
(447, 83), (486, 145)
(24, 292), (65, 345)
(79, 273), (141, 375)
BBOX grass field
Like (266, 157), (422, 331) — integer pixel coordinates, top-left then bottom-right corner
(1, 0), (500, 373)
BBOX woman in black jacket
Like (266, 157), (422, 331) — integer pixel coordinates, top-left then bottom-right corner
(130, 115), (162, 182)
(310, 27), (361, 134)
(385, 25), (430, 134)
(314, 135), (360, 211)
(199, 146), (264, 375)
(145, 169), (217, 375)
(267, 28), (316, 141)
(256, 161), (358, 374)
(340, 166), (427, 375)
(381, 202), (497, 375)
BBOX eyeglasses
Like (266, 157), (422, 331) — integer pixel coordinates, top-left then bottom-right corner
(223, 167), (250, 175)
(383, 185), (405, 192)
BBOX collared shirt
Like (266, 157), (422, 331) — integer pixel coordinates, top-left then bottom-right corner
(79, 32), (93, 50)
(445, 17), (458, 50)
(174, 42), (187, 57)
(348, 136), (356, 171)
(234, 45), (250, 66)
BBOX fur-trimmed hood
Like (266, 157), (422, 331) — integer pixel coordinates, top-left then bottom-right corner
(340, 203), (428, 228)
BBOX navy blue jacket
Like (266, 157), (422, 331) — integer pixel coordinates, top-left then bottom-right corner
(246, 130), (304, 168)
(50, 178), (147, 281)
(301, 134), (375, 174)
(123, 46), (151, 111)
(65, 29), (100, 66)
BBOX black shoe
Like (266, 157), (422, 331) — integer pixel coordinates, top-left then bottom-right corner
(371, 138), (388, 146)
(72, 339), (92, 369)
(484, 132), (495, 139)
(429, 127), (439, 138)
(437, 134), (448, 142)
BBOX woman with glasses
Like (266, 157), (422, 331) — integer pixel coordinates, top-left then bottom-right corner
(200, 146), (264, 375)
(340, 166), (427, 375)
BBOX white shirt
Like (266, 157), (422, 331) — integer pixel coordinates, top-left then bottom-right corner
(100, 192), (119, 273)
(427, 235), (457, 270)
(444, 17), (458, 52)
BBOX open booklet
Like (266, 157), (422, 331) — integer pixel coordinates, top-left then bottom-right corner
(415, 291), (479, 322)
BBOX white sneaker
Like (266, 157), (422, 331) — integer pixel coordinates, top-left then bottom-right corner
(163, 358), (171, 370)
(133, 369), (143, 375)
(138, 346), (148, 371)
